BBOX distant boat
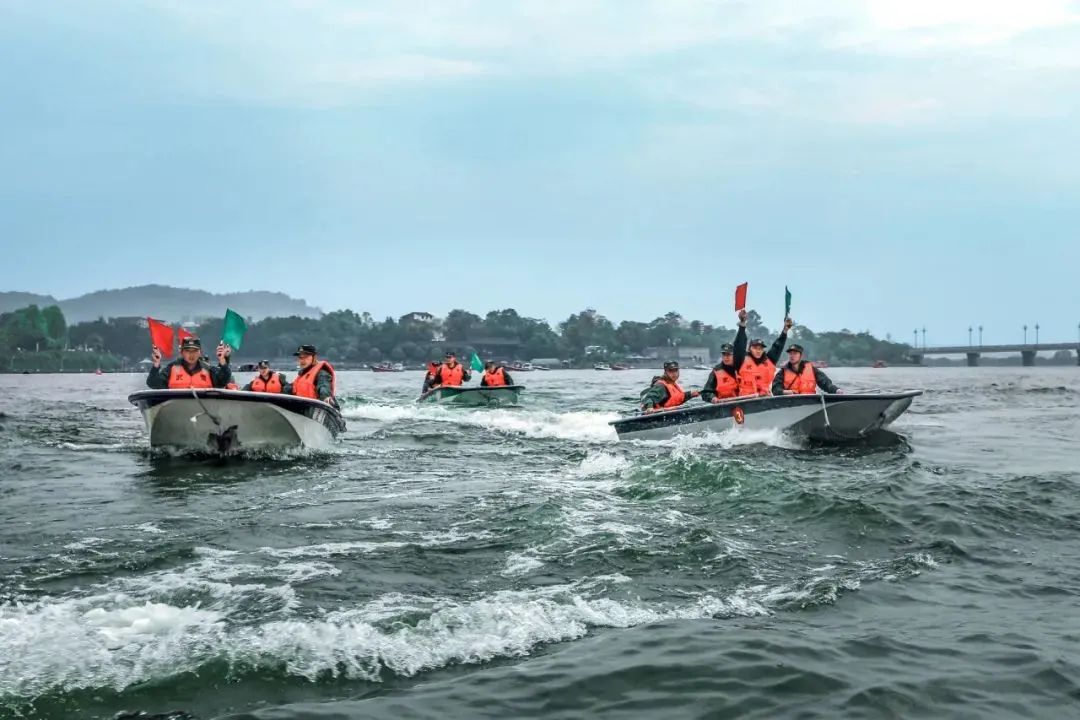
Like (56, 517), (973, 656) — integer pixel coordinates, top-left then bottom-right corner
(95, 368), (103, 375)
(692, 364), (711, 371)
(533, 365), (551, 371)
(817, 361), (831, 368)
(593, 363), (611, 371)
(872, 360), (888, 369)
(371, 362), (404, 373)
(508, 362), (533, 372)
(610, 363), (630, 371)
(416, 385), (524, 407)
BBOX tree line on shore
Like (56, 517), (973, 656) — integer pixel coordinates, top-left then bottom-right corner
(1, 304), (915, 371)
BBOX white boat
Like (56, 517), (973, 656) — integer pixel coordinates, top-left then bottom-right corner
(610, 391), (921, 442)
(128, 389), (345, 454)
(371, 362), (404, 373)
(593, 363), (611, 371)
(508, 362), (533, 372)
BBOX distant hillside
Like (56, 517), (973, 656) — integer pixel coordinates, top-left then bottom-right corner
(53, 285), (322, 323)
(0, 291), (58, 313)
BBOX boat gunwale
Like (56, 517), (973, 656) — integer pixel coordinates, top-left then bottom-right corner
(128, 388), (346, 435)
(415, 384), (525, 404)
(610, 390), (923, 432)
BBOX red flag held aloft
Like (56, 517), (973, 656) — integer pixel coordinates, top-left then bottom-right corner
(178, 327), (194, 344)
(735, 282), (748, 311)
(147, 317), (175, 357)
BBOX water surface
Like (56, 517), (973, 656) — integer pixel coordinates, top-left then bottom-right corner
(1, 368), (1078, 719)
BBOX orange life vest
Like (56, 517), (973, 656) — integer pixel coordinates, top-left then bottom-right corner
(167, 363), (212, 389)
(250, 373), (283, 393)
(656, 378), (686, 409)
(782, 361), (818, 394)
(436, 362), (465, 387)
(711, 367), (741, 399)
(291, 360), (336, 400)
(482, 368), (508, 387)
(738, 356), (776, 396)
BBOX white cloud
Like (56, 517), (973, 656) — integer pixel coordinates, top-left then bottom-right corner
(309, 54), (490, 86)
(856, 0), (1079, 45)
(63, 0), (1080, 124)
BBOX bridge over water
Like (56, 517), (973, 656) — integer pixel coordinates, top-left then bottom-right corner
(912, 343), (1080, 366)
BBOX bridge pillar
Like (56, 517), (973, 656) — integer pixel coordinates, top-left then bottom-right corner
(1021, 350), (1036, 367)
(911, 354), (923, 365)
(1076, 350), (1080, 367)
(966, 352), (980, 367)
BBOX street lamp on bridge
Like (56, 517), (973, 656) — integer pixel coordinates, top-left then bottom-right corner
(978, 325), (984, 347)
(968, 326), (973, 347)
(1035, 323), (1040, 346)
(913, 328), (918, 348)
(1023, 324), (1028, 345)
(921, 327), (927, 348)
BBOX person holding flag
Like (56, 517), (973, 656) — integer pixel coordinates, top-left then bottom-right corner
(146, 335), (234, 390)
(739, 316), (794, 396)
(287, 344), (337, 406)
(427, 351), (472, 389)
(700, 309), (749, 403)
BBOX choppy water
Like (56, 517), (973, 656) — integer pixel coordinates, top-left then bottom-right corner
(1, 368), (1078, 719)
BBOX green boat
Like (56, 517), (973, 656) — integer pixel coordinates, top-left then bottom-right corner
(416, 385), (524, 407)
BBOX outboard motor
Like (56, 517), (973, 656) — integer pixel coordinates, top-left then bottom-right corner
(206, 425), (239, 455)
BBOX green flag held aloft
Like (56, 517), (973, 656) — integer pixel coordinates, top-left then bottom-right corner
(221, 308), (248, 350)
(470, 352), (484, 373)
(784, 287), (792, 318)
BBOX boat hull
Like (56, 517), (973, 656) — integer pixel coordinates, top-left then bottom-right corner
(128, 389), (345, 454)
(611, 391), (922, 442)
(417, 385), (524, 407)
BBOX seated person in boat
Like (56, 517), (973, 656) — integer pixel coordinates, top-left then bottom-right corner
(426, 351), (471, 389)
(700, 310), (749, 403)
(243, 360), (287, 393)
(147, 336), (235, 389)
(287, 344), (337, 406)
(640, 361), (700, 412)
(480, 361), (514, 387)
(771, 344), (840, 395)
(739, 316), (793, 396)
(421, 361), (437, 393)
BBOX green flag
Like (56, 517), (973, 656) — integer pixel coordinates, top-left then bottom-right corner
(221, 308), (248, 350)
(470, 352), (484, 373)
(784, 286), (792, 318)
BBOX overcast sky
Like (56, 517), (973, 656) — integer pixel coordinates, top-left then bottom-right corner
(2, 1), (1079, 344)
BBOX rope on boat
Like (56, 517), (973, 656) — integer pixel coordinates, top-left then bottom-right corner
(819, 392), (874, 441)
(188, 389), (241, 454)
(190, 389), (222, 428)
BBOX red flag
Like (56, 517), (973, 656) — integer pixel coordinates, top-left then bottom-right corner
(178, 327), (194, 344)
(147, 317), (175, 357)
(734, 282), (748, 311)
